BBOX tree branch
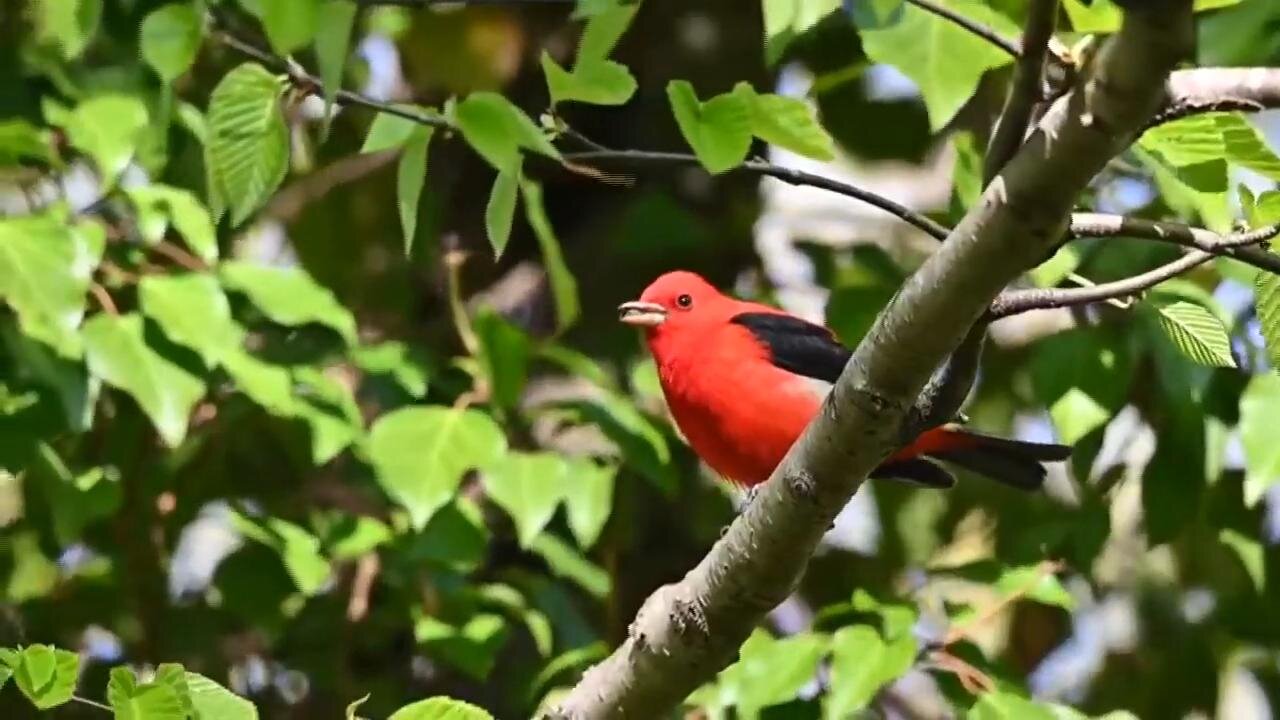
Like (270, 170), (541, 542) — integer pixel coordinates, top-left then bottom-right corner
(984, 0), (1058, 183)
(1156, 67), (1280, 127)
(550, 5), (1195, 717)
(988, 251), (1208, 318)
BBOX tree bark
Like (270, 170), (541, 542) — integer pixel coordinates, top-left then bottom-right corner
(549, 4), (1196, 718)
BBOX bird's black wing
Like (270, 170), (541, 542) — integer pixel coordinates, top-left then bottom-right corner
(730, 312), (852, 383)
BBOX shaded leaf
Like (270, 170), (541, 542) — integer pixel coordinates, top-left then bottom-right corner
(746, 87), (835, 161)
(125, 184), (219, 263)
(140, 3), (202, 81)
(562, 458), (615, 549)
(1220, 528), (1265, 592)
(970, 692), (1058, 720)
(139, 274), (243, 366)
(315, 0), (357, 137)
(352, 341), (429, 397)
(396, 125), (433, 256)
(825, 625), (916, 718)
(486, 169), (520, 257)
(368, 407), (506, 529)
(1240, 372), (1280, 507)
(473, 309), (531, 410)
(82, 314), (206, 447)
(529, 533), (611, 598)
(261, 0), (319, 54)
(413, 614), (509, 680)
(232, 513), (332, 595)
(521, 179), (580, 329)
(0, 119), (55, 166)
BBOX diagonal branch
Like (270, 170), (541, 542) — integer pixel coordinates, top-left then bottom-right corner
(549, 5), (1196, 717)
(984, 0), (1059, 183)
(1156, 67), (1280, 127)
(988, 251), (1209, 318)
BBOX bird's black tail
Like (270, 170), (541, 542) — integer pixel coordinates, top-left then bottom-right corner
(872, 432), (1072, 491)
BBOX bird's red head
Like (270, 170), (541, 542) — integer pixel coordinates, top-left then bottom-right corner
(617, 271), (726, 334)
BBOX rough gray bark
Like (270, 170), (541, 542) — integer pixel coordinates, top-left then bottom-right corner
(549, 5), (1196, 718)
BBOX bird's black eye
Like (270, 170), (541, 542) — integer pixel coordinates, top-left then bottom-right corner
(676, 294), (693, 309)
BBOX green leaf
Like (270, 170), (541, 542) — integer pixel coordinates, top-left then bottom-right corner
(325, 516), (392, 560)
(413, 614), (509, 680)
(1247, 190), (1280, 227)
(107, 666), (187, 720)
(455, 93), (560, 173)
(140, 3), (202, 81)
(1220, 528), (1265, 592)
(397, 125), (433, 256)
(562, 458), (615, 549)
(856, 0), (1018, 130)
(62, 94), (149, 184)
(1065, 0), (1242, 34)
(764, 0), (842, 65)
(1255, 246), (1280, 368)
(206, 63), (290, 226)
(12, 644), (79, 710)
(1152, 301), (1236, 368)
(556, 391), (675, 495)
(666, 80), (753, 174)
(0, 656), (11, 690)
(30, 443), (120, 546)
(82, 313), (206, 447)
(577, 1), (639, 63)
(1240, 372), (1280, 507)
(314, 0), (357, 137)
(220, 260), (358, 344)
(483, 452), (568, 547)
(360, 108), (424, 153)
(970, 692), (1058, 720)
(0, 214), (94, 358)
(140, 274), (244, 366)
(935, 561), (1076, 610)
(186, 672), (259, 720)
(1030, 328), (1131, 445)
(746, 88), (835, 161)
(35, 0), (102, 60)
(825, 625), (916, 718)
(6, 533), (58, 602)
(1141, 112), (1280, 180)
(521, 179), (580, 329)
(388, 697), (495, 720)
(541, 52), (637, 106)
(0, 119), (55, 167)
(346, 694), (370, 720)
(232, 513), (332, 595)
(352, 341), (429, 397)
(528, 533), (611, 598)
(718, 629), (828, 719)
(473, 309), (531, 410)
(368, 407), (507, 529)
(486, 169), (520, 257)
(125, 184), (219, 263)
(261, 0), (319, 54)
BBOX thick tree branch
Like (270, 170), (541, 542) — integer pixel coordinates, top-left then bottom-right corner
(984, 0), (1058, 183)
(1156, 67), (1280, 126)
(550, 5), (1195, 717)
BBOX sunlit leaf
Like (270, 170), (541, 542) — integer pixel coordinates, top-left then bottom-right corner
(62, 94), (149, 184)
(577, 0), (639, 62)
(666, 80), (753, 174)
(261, 0), (320, 54)
(315, 0), (357, 137)
(483, 452), (568, 547)
(12, 644), (78, 710)
(0, 119), (55, 167)
(455, 93), (560, 173)
(745, 86), (835, 161)
(360, 108), (426, 154)
(107, 666), (187, 720)
(206, 63), (289, 226)
(0, 214), (94, 358)
(352, 341), (429, 397)
(1152, 301), (1236, 368)
(1030, 328), (1131, 445)
(856, 0), (1018, 130)
(35, 0), (102, 60)
(232, 513), (332, 595)
(1240, 372), (1280, 507)
(413, 614), (509, 680)
(82, 314), (206, 447)
(220, 260), (358, 344)
(1220, 528), (1265, 592)
(388, 697), (495, 720)
(541, 52), (637, 106)
(186, 672), (259, 720)
(970, 692), (1058, 720)
(521, 179), (580, 329)
(529, 533), (611, 598)
(562, 458), (615, 549)
(368, 407), (506, 529)
(825, 625), (915, 718)
(125, 184), (220, 263)
(718, 629), (828, 718)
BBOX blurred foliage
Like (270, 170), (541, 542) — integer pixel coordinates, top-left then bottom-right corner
(0, 0), (1279, 717)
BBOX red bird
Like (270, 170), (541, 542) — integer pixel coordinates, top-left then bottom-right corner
(618, 271), (1071, 490)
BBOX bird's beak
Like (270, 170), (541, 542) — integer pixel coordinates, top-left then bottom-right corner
(618, 301), (667, 327)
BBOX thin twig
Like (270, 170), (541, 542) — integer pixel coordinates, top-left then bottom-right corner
(212, 31), (449, 130)
(1070, 214), (1280, 268)
(988, 250), (1211, 318)
(943, 559), (1065, 645)
(72, 694), (113, 712)
(984, 0), (1058, 183)
(149, 240), (208, 272)
(89, 284), (119, 315)
(905, 0), (1020, 58)
(562, 149), (953, 241)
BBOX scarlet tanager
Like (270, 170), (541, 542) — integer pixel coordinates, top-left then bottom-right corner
(618, 271), (1071, 490)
